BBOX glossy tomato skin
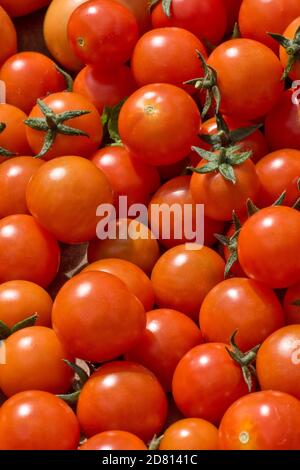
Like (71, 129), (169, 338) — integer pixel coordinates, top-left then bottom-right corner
(115, 0), (150, 35)
(238, 206), (300, 289)
(279, 17), (300, 81)
(159, 418), (219, 451)
(172, 343), (250, 424)
(82, 258), (155, 312)
(238, 0), (300, 53)
(265, 89), (300, 151)
(200, 278), (285, 351)
(219, 391), (300, 450)
(190, 158), (260, 221)
(0, 326), (74, 397)
(0, 157), (43, 217)
(52, 271), (146, 362)
(26, 92), (103, 160)
(73, 65), (136, 113)
(283, 283), (300, 324)
(26, 156), (113, 244)
(256, 149), (300, 207)
(131, 27), (206, 93)
(91, 146), (160, 207)
(67, 0), (139, 68)
(256, 325), (300, 400)
(77, 361), (168, 441)
(0, 104), (32, 159)
(79, 431), (147, 450)
(207, 39), (284, 121)
(151, 0), (227, 46)
(0, 391), (80, 450)
(88, 218), (160, 275)
(0, 6), (17, 65)
(0, 1), (51, 17)
(126, 308), (203, 391)
(151, 245), (225, 321)
(0, 52), (66, 114)
(0, 214), (60, 288)
(148, 175), (224, 249)
(118, 83), (200, 166)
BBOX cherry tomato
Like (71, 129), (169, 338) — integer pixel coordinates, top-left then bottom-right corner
(88, 218), (160, 275)
(25, 92), (103, 160)
(148, 175), (224, 249)
(0, 1), (51, 17)
(0, 214), (60, 288)
(79, 431), (147, 450)
(126, 308), (203, 391)
(219, 390), (300, 450)
(278, 17), (300, 81)
(118, 83), (201, 166)
(0, 6), (17, 65)
(0, 280), (52, 328)
(238, 206), (300, 289)
(159, 418), (218, 451)
(43, 0), (88, 71)
(265, 89), (300, 151)
(200, 278), (285, 351)
(67, 0), (139, 68)
(82, 258), (155, 311)
(0, 326), (74, 397)
(238, 0), (300, 53)
(52, 271), (145, 362)
(131, 27), (206, 93)
(190, 157), (260, 221)
(172, 343), (249, 424)
(0, 157), (43, 217)
(77, 361), (168, 441)
(151, 244), (225, 321)
(73, 64), (136, 113)
(26, 156), (113, 244)
(256, 149), (300, 207)
(90, 145), (160, 208)
(207, 39), (284, 121)
(0, 52), (66, 114)
(151, 0), (227, 46)
(0, 104), (32, 159)
(283, 283), (300, 325)
(0, 391), (80, 450)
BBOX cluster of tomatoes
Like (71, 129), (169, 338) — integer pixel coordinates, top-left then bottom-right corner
(0, 0), (300, 452)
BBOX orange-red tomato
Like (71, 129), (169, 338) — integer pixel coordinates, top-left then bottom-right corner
(0, 326), (74, 397)
(0, 6), (17, 65)
(82, 258), (155, 312)
(151, 244), (225, 321)
(0, 391), (80, 450)
(0, 0), (51, 17)
(0, 157), (44, 217)
(26, 156), (113, 244)
(159, 418), (219, 450)
(0, 280), (52, 327)
(283, 283), (300, 325)
(76, 361), (168, 441)
(126, 308), (203, 391)
(88, 218), (160, 275)
(79, 431), (147, 450)
(0, 104), (32, 159)
(0, 52), (66, 114)
(52, 271), (146, 362)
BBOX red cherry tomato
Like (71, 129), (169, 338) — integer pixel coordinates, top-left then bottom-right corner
(283, 283), (300, 325)
(0, 104), (32, 159)
(0, 1), (51, 17)
(0, 391), (80, 450)
(126, 308), (203, 391)
(0, 214), (60, 288)
(79, 431), (147, 450)
(159, 418), (219, 451)
(219, 391), (300, 450)
(77, 361), (168, 441)
(0, 6), (17, 65)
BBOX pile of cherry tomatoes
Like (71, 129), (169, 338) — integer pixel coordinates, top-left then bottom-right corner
(0, 0), (300, 451)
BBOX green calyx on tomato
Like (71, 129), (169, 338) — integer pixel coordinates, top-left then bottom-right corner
(268, 26), (300, 80)
(101, 98), (127, 145)
(24, 99), (91, 158)
(0, 313), (38, 341)
(150, 0), (172, 17)
(55, 65), (73, 93)
(0, 122), (16, 157)
(57, 360), (90, 405)
(226, 330), (260, 392)
(215, 211), (241, 278)
(148, 434), (164, 450)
